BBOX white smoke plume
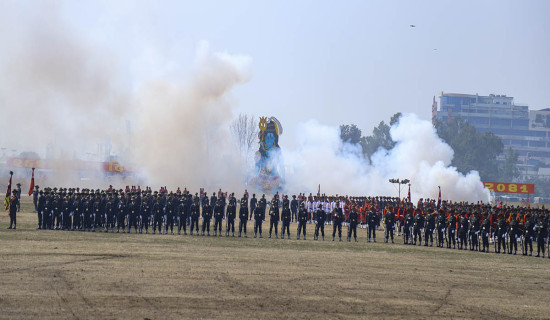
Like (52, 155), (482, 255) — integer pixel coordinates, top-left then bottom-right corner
(282, 114), (490, 202)
(0, 4), (490, 202)
(133, 41), (252, 191)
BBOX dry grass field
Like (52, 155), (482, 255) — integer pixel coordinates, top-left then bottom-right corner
(1, 198), (549, 320)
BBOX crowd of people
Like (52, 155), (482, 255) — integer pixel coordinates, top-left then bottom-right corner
(6, 185), (550, 258)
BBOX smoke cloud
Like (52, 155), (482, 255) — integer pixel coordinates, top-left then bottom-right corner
(0, 4), (490, 202)
(282, 114), (490, 202)
(133, 41), (252, 191)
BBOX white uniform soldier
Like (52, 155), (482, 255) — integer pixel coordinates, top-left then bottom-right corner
(307, 199), (315, 223)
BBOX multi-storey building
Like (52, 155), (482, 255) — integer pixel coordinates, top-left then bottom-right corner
(433, 92), (550, 181)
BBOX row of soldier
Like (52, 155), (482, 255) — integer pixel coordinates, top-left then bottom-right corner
(27, 186), (550, 258)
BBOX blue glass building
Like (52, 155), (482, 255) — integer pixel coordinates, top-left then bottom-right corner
(433, 92), (550, 181)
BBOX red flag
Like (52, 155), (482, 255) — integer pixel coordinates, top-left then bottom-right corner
(4, 171), (13, 211)
(437, 186), (441, 209)
(407, 185), (411, 203)
(28, 168), (35, 196)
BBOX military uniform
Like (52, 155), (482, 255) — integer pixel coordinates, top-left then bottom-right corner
(384, 209), (396, 243)
(480, 214), (491, 252)
(202, 200), (212, 236)
(424, 212), (435, 247)
(403, 210), (413, 245)
(457, 213), (469, 250)
(508, 216), (519, 254)
(468, 213), (480, 251)
(523, 217), (534, 256)
(249, 195), (257, 220)
(190, 198), (200, 235)
(495, 217), (507, 254)
(268, 202), (279, 238)
(535, 220), (547, 258)
(8, 191), (19, 229)
(367, 210), (377, 242)
(281, 204), (291, 239)
(238, 201), (248, 237)
(213, 200), (224, 236)
(332, 204), (343, 241)
(348, 208), (358, 242)
(446, 214), (456, 249)
(314, 206), (326, 241)
(226, 199), (236, 237)
(297, 204), (308, 240)
(290, 196), (298, 222)
(254, 204), (264, 238)
(436, 211), (446, 248)
(412, 211), (424, 245)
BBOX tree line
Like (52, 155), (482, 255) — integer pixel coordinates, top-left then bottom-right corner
(340, 113), (520, 184)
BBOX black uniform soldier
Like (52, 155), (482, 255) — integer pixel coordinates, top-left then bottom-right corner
(436, 210), (446, 248)
(226, 198), (236, 237)
(447, 212), (457, 249)
(367, 209), (377, 242)
(178, 195), (188, 235)
(15, 183), (21, 212)
(469, 212), (480, 251)
(140, 195), (150, 234)
(424, 210), (435, 247)
(37, 190), (45, 229)
(480, 213), (491, 253)
(268, 200), (280, 238)
(281, 201), (291, 239)
(249, 194), (257, 220)
(8, 190), (19, 229)
(314, 204), (326, 241)
(348, 206), (358, 242)
(117, 195), (126, 233)
(62, 195), (72, 230)
(535, 219), (547, 258)
(127, 197), (139, 233)
(238, 198), (248, 237)
(523, 214), (534, 256)
(253, 201), (264, 238)
(259, 194), (267, 220)
(290, 195), (298, 222)
(332, 202), (343, 242)
(457, 212), (469, 250)
(202, 198), (212, 236)
(213, 198), (224, 236)
(495, 215), (507, 254)
(508, 214), (520, 254)
(165, 196), (176, 235)
(412, 210), (423, 245)
(190, 197), (201, 236)
(384, 207), (396, 244)
(297, 202), (308, 240)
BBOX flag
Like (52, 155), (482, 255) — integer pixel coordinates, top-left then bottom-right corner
(28, 168), (35, 196)
(437, 186), (441, 209)
(407, 185), (411, 203)
(4, 171), (13, 211)
(317, 184), (320, 196)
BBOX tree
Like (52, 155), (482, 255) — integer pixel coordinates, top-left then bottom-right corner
(435, 116), (503, 181)
(500, 147), (519, 181)
(339, 124), (362, 144)
(360, 112), (402, 160)
(230, 113), (259, 165)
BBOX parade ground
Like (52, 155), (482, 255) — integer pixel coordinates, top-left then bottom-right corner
(0, 199), (549, 320)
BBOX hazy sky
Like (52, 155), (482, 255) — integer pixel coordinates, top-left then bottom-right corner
(3, 0), (550, 150)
